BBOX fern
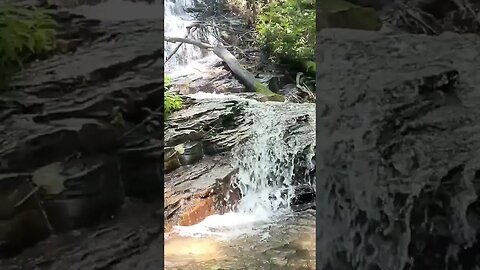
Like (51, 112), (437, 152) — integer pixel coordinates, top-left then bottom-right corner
(164, 92), (182, 117)
(0, 2), (57, 84)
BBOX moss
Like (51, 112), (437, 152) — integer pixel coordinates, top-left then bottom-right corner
(254, 81), (285, 102)
(265, 94), (286, 102)
(304, 60), (316, 75)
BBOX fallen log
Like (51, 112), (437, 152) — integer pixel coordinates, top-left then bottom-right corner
(165, 36), (284, 102)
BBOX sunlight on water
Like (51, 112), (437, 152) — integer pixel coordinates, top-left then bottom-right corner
(164, 237), (222, 258)
(173, 212), (264, 239)
(165, 211), (316, 269)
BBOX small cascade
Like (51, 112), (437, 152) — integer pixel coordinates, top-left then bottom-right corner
(165, 0), (316, 247)
(164, 0), (217, 74)
(232, 101), (316, 218)
(173, 98), (316, 239)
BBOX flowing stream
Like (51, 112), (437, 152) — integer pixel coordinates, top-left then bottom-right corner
(164, 0), (316, 268)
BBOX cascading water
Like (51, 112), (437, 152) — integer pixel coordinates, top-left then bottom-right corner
(164, 0), (218, 75)
(172, 98), (316, 239)
(164, 0), (316, 267)
(164, 0), (200, 70)
(232, 101), (316, 219)
(166, 96), (317, 269)
(164, 0), (315, 239)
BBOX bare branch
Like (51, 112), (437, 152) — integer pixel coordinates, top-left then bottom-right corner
(165, 36), (214, 50)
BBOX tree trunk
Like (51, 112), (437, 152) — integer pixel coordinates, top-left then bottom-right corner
(165, 36), (284, 101)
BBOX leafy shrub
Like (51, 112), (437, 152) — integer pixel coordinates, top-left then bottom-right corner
(164, 92), (182, 117)
(0, 2), (57, 82)
(256, 0), (315, 63)
(164, 74), (182, 117)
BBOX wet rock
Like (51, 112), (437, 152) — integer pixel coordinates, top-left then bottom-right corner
(317, 29), (480, 270)
(165, 98), (247, 158)
(164, 147), (181, 174)
(0, 174), (51, 258)
(180, 196), (216, 226)
(0, 200), (162, 270)
(0, 2), (164, 264)
(175, 141), (204, 166)
(164, 155), (239, 229)
(291, 185), (316, 212)
(33, 156), (124, 232)
(119, 140), (163, 199)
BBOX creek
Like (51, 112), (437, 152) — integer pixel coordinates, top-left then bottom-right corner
(164, 0), (316, 268)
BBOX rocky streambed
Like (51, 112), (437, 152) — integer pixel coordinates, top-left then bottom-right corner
(0, 0), (165, 266)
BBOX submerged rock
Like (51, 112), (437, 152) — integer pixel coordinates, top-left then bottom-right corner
(317, 29), (480, 270)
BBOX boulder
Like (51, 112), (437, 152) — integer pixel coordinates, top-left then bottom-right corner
(164, 155), (239, 229)
(0, 174), (51, 257)
(33, 156), (124, 232)
(119, 140), (163, 198)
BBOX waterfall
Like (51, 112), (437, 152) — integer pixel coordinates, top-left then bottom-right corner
(164, 0), (217, 74)
(233, 101), (316, 219)
(167, 0), (316, 240)
(173, 98), (316, 239)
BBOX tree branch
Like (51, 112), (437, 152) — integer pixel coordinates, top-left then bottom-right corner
(165, 36), (214, 50)
(164, 36), (284, 101)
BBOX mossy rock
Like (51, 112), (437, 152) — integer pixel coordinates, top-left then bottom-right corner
(304, 61), (316, 75)
(318, 0), (382, 30)
(254, 81), (285, 102)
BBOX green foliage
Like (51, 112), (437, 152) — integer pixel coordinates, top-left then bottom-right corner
(164, 74), (182, 117)
(256, 0), (315, 62)
(164, 74), (172, 89)
(164, 92), (182, 117)
(0, 2), (57, 83)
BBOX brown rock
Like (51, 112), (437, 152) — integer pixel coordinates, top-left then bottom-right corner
(179, 197), (215, 226)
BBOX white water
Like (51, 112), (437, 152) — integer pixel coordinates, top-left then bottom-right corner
(173, 100), (316, 240)
(164, 0), (218, 75)
(166, 0), (315, 241)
